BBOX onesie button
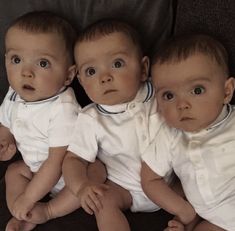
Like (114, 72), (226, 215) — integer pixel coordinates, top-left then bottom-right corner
(142, 134), (146, 141)
(129, 103), (135, 109)
(138, 116), (143, 123)
(15, 119), (22, 127)
(189, 140), (200, 149)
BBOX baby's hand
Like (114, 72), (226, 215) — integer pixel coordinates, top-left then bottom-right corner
(12, 193), (35, 220)
(0, 141), (16, 161)
(164, 219), (185, 231)
(78, 181), (109, 215)
(0, 127), (16, 161)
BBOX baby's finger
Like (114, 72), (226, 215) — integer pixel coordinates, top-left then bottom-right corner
(82, 197), (95, 215)
(168, 219), (185, 231)
(89, 191), (103, 210)
(0, 144), (7, 154)
(5, 144), (16, 156)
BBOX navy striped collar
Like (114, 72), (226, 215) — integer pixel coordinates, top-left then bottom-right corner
(9, 87), (68, 105)
(185, 104), (233, 138)
(96, 81), (154, 114)
(206, 104), (232, 130)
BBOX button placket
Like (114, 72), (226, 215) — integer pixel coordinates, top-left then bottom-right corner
(188, 139), (215, 204)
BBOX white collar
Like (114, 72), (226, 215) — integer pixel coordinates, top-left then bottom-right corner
(96, 81), (154, 114)
(185, 104), (232, 138)
(207, 104), (232, 130)
(11, 87), (67, 105)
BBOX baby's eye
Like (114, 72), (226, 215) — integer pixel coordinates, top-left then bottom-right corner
(85, 67), (96, 77)
(191, 86), (205, 95)
(162, 91), (174, 101)
(112, 59), (125, 68)
(39, 59), (50, 68)
(11, 55), (21, 64)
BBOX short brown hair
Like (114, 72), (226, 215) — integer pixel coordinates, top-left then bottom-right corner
(77, 18), (143, 56)
(7, 11), (77, 62)
(152, 34), (229, 76)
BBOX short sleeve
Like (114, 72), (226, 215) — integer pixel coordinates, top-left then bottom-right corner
(142, 123), (174, 177)
(0, 87), (15, 128)
(67, 112), (98, 163)
(47, 88), (80, 147)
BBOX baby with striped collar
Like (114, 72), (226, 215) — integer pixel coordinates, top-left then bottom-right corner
(62, 18), (174, 231)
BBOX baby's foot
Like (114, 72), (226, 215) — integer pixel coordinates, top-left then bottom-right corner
(26, 202), (51, 224)
(164, 219), (185, 231)
(6, 217), (36, 231)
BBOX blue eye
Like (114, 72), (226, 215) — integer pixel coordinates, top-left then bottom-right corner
(39, 59), (50, 68)
(11, 55), (21, 64)
(162, 91), (174, 101)
(192, 86), (205, 95)
(112, 59), (124, 68)
(85, 67), (96, 77)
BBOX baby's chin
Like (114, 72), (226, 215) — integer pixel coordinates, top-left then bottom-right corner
(170, 123), (201, 133)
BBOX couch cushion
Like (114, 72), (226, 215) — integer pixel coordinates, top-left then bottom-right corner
(174, 0), (235, 104)
(0, 0), (174, 105)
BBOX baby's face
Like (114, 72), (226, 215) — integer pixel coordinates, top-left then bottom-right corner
(5, 26), (73, 102)
(74, 32), (148, 105)
(152, 53), (234, 132)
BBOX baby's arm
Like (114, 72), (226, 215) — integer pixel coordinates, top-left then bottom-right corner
(62, 151), (108, 214)
(12, 146), (67, 220)
(141, 162), (196, 225)
(0, 124), (16, 161)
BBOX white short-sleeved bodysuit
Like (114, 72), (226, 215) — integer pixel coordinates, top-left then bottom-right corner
(68, 81), (173, 212)
(0, 87), (80, 193)
(142, 105), (235, 230)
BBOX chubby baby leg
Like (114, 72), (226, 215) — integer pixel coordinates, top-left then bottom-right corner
(87, 159), (107, 184)
(5, 160), (33, 212)
(193, 220), (225, 231)
(26, 187), (81, 224)
(95, 180), (133, 231)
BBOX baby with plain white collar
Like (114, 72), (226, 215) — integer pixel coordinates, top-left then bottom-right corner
(141, 34), (235, 231)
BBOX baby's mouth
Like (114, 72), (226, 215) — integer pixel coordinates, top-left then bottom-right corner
(104, 89), (117, 95)
(22, 84), (35, 91)
(180, 117), (193, 121)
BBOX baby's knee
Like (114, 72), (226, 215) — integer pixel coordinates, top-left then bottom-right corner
(87, 159), (107, 183)
(193, 220), (225, 231)
(5, 160), (32, 180)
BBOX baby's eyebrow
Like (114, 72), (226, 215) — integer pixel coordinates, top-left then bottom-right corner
(155, 86), (168, 94)
(78, 60), (93, 72)
(5, 48), (17, 54)
(189, 76), (211, 82)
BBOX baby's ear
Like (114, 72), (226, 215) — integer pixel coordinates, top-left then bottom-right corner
(64, 65), (77, 86)
(224, 77), (235, 104)
(141, 56), (150, 82)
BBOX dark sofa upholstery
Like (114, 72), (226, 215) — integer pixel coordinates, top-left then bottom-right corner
(0, 0), (234, 230)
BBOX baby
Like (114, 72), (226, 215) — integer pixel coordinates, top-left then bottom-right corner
(141, 34), (235, 231)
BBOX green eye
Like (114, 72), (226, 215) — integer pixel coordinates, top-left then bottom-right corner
(112, 59), (124, 68)
(192, 86), (205, 95)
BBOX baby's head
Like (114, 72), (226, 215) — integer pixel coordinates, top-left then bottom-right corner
(74, 18), (149, 105)
(5, 11), (77, 102)
(151, 34), (235, 132)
